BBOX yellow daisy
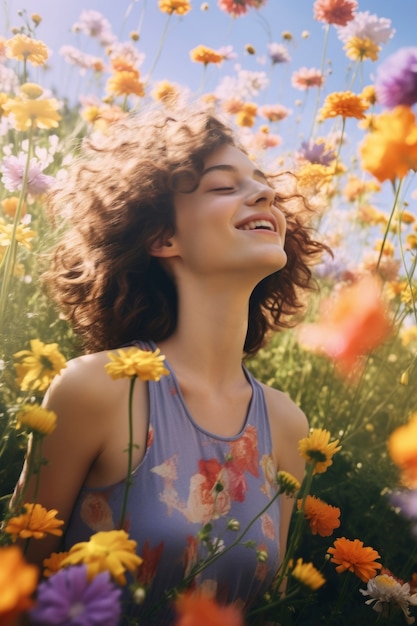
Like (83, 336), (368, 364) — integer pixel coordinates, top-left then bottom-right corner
(5, 504), (64, 540)
(105, 347), (169, 381)
(4, 95), (61, 131)
(291, 558), (326, 590)
(16, 404), (57, 436)
(298, 428), (342, 474)
(61, 530), (143, 585)
(6, 34), (48, 66)
(14, 339), (67, 393)
(276, 470), (301, 496)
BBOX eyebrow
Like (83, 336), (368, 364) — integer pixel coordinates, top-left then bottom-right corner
(201, 164), (268, 182)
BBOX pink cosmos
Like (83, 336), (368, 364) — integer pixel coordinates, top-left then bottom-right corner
(218, 0), (267, 17)
(1, 155), (54, 195)
(72, 10), (115, 46)
(336, 11), (395, 46)
(259, 104), (291, 122)
(291, 67), (325, 90)
(313, 0), (358, 27)
(59, 45), (106, 75)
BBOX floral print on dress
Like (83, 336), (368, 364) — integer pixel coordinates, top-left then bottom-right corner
(80, 491), (115, 532)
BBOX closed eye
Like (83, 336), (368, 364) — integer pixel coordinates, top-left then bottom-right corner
(212, 187), (235, 192)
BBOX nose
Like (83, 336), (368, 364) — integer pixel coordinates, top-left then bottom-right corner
(246, 180), (275, 207)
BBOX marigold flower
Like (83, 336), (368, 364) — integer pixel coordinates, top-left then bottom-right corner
(105, 347), (169, 381)
(14, 339), (67, 392)
(6, 34), (48, 65)
(0, 546), (38, 623)
(175, 591), (244, 626)
(328, 537), (382, 582)
(276, 470), (301, 495)
(297, 275), (393, 377)
(106, 71), (145, 98)
(3, 93), (61, 131)
(360, 106), (417, 182)
(291, 558), (326, 590)
(344, 36), (380, 61)
(388, 413), (417, 487)
(319, 91), (368, 120)
(43, 552), (69, 578)
(61, 530), (143, 585)
(16, 404), (57, 435)
(298, 428), (341, 475)
(1, 196), (26, 218)
(313, 0), (358, 26)
(360, 574), (417, 624)
(190, 45), (223, 65)
(5, 504), (64, 541)
(298, 495), (341, 536)
(158, 0), (191, 15)
(151, 80), (180, 106)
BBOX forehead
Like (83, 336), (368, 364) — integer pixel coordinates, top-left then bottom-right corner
(203, 144), (265, 178)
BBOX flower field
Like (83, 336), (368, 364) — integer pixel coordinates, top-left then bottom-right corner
(1, 0), (417, 624)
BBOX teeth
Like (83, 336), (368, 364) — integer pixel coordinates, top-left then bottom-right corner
(238, 219), (275, 231)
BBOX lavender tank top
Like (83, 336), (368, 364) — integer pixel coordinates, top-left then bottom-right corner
(64, 342), (280, 624)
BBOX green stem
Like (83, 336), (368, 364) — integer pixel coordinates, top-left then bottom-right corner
(119, 376), (136, 529)
(376, 179), (403, 271)
(145, 13), (171, 85)
(0, 124), (34, 331)
(309, 23), (329, 139)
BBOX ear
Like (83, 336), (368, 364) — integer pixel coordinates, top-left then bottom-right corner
(148, 232), (179, 259)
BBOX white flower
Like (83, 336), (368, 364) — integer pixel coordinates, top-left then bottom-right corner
(72, 10), (115, 46)
(336, 11), (395, 46)
(0, 64), (19, 93)
(360, 574), (417, 625)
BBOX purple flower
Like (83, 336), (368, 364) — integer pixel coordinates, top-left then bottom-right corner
(375, 47), (417, 108)
(30, 565), (122, 626)
(390, 489), (417, 538)
(0, 154), (54, 195)
(267, 43), (291, 64)
(297, 140), (335, 166)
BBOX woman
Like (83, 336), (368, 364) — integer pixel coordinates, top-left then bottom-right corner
(15, 107), (325, 624)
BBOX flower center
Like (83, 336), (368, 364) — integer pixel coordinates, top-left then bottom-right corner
(69, 601), (85, 618)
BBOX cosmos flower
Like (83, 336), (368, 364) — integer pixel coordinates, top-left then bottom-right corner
(297, 140), (335, 165)
(30, 565), (122, 626)
(59, 45), (105, 75)
(291, 559), (326, 590)
(313, 0), (358, 27)
(360, 574), (417, 624)
(336, 11), (395, 46)
(267, 42), (291, 64)
(72, 10), (115, 46)
(328, 537), (382, 582)
(1, 154), (55, 196)
(291, 67), (325, 90)
(258, 104), (290, 122)
(297, 275), (393, 376)
(375, 47), (417, 108)
(298, 428), (342, 475)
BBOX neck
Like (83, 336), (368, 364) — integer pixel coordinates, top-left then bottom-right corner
(158, 275), (253, 389)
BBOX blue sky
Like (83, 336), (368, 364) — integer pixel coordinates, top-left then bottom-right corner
(2, 1), (416, 153)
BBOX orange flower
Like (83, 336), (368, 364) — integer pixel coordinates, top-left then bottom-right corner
(297, 275), (393, 377)
(106, 71), (145, 97)
(0, 546), (38, 626)
(388, 412), (417, 487)
(313, 0), (357, 26)
(319, 91), (368, 120)
(159, 0), (191, 15)
(327, 537), (382, 582)
(298, 495), (341, 536)
(360, 106), (417, 182)
(42, 551), (70, 577)
(6, 34), (48, 65)
(175, 592), (244, 626)
(5, 503), (64, 540)
(190, 45), (223, 65)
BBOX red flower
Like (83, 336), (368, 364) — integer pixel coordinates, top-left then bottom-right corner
(175, 592), (244, 626)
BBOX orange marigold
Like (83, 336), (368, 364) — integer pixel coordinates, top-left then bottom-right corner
(175, 592), (244, 626)
(190, 45), (223, 65)
(42, 551), (69, 578)
(5, 503), (64, 540)
(359, 106), (417, 182)
(388, 412), (417, 487)
(6, 34), (48, 65)
(107, 71), (145, 97)
(158, 0), (191, 15)
(319, 91), (368, 120)
(0, 546), (38, 626)
(298, 495), (341, 536)
(327, 537), (382, 582)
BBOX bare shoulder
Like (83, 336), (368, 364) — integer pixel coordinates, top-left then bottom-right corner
(261, 382), (309, 441)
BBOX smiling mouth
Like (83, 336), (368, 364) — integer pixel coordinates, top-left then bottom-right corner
(237, 219), (276, 232)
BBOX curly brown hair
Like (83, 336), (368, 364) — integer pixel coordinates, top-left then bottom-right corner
(44, 107), (327, 356)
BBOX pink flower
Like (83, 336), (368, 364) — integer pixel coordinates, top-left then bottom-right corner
(313, 0), (358, 26)
(0, 154), (54, 195)
(72, 10), (115, 46)
(291, 67), (325, 90)
(258, 104), (291, 122)
(298, 275), (393, 377)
